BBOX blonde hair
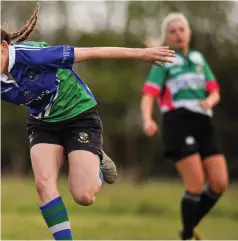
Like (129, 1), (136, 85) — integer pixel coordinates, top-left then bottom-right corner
(145, 13), (190, 47)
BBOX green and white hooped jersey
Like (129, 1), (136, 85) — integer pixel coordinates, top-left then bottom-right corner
(142, 50), (220, 117)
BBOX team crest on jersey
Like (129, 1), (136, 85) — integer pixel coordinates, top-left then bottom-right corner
(26, 69), (39, 82)
(78, 132), (89, 143)
(24, 90), (35, 100)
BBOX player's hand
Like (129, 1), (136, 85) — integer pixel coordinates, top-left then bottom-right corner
(143, 119), (159, 136)
(141, 47), (175, 67)
(200, 91), (220, 110)
(200, 98), (213, 110)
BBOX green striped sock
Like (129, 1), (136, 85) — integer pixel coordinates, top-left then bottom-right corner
(40, 196), (73, 240)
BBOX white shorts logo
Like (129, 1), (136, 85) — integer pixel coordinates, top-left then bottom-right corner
(29, 132), (34, 143)
(185, 136), (195, 145)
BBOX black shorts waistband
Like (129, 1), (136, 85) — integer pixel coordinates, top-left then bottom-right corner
(163, 108), (211, 122)
(27, 106), (98, 125)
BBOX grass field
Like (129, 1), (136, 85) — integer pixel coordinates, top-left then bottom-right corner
(2, 176), (238, 240)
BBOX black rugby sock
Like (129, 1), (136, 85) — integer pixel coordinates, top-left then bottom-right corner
(194, 186), (221, 227)
(181, 191), (201, 239)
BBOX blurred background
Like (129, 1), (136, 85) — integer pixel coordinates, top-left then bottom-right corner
(1, 1), (238, 240)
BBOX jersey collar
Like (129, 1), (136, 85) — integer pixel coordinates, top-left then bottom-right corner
(0, 45), (17, 85)
(175, 49), (191, 57)
(8, 45), (16, 72)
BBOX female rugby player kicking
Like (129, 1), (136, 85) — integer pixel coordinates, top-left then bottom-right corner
(1, 3), (175, 240)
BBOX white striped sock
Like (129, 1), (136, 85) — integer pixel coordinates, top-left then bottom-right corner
(49, 221), (71, 234)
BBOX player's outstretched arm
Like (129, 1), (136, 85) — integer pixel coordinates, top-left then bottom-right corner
(74, 47), (175, 67)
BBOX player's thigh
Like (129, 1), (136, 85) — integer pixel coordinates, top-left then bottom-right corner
(176, 154), (205, 193)
(29, 130), (64, 186)
(68, 150), (102, 198)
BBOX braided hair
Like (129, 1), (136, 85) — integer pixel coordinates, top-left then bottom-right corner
(1, 3), (40, 44)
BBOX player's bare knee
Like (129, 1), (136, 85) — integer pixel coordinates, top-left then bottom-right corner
(73, 191), (96, 206)
(209, 178), (228, 194)
(71, 180), (100, 206)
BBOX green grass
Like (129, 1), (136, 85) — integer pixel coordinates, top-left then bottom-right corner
(2, 176), (238, 240)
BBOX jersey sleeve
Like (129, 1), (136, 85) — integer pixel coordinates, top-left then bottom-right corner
(142, 65), (166, 97)
(15, 45), (75, 71)
(1, 83), (23, 104)
(203, 58), (220, 93)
